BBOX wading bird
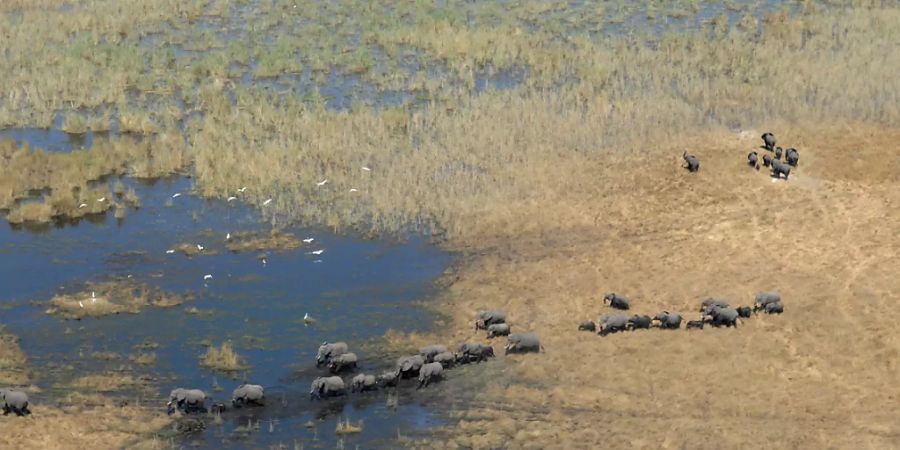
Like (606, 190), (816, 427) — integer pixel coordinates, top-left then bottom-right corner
(172, 193), (181, 198)
(263, 199), (273, 206)
(227, 196), (237, 202)
(317, 179), (328, 187)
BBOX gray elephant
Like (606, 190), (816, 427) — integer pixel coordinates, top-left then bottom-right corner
(627, 314), (653, 330)
(705, 307), (740, 327)
(433, 351), (456, 368)
(231, 384), (265, 408)
(328, 352), (358, 374)
(505, 333), (542, 354)
(763, 301), (784, 314)
(682, 152), (700, 172)
(396, 355), (425, 378)
(351, 374), (377, 393)
(310, 376), (346, 400)
(167, 388), (207, 415)
(686, 320), (705, 330)
(417, 362), (444, 389)
(748, 151), (759, 168)
(754, 292), (782, 312)
(761, 132), (776, 151)
(316, 341), (349, 367)
(785, 148), (799, 166)
(376, 370), (400, 388)
(736, 306), (753, 318)
(700, 298), (730, 315)
(420, 345), (449, 363)
(763, 154), (773, 167)
(653, 311), (683, 329)
(599, 313), (628, 336)
(475, 310), (507, 330)
(774, 146), (783, 160)
(603, 293), (630, 310)
(772, 160), (791, 179)
(578, 321), (596, 332)
(487, 323), (511, 338)
(456, 343), (494, 364)
(1, 389), (30, 416)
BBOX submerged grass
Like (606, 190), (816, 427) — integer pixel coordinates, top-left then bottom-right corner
(199, 342), (247, 372)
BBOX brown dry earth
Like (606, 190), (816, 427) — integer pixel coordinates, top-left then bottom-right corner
(420, 123), (900, 449)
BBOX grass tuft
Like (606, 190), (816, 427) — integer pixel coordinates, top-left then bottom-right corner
(199, 342), (247, 371)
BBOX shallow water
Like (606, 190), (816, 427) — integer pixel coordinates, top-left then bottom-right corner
(0, 166), (456, 447)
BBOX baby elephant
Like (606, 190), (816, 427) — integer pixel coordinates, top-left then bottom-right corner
(686, 320), (705, 330)
(351, 374), (377, 393)
(316, 341), (349, 367)
(433, 351), (457, 368)
(577, 321), (597, 332)
(377, 370), (400, 388)
(487, 323), (511, 338)
(603, 293), (630, 310)
(417, 362), (444, 389)
(475, 310), (507, 330)
(763, 154), (773, 167)
(736, 306), (753, 318)
(772, 160), (791, 180)
(420, 345), (449, 363)
(456, 343), (494, 364)
(167, 388), (207, 415)
(785, 148), (799, 166)
(626, 314), (653, 330)
(505, 333), (542, 354)
(754, 291), (782, 312)
(774, 146), (783, 160)
(231, 384), (265, 408)
(762, 301), (784, 314)
(310, 376), (346, 400)
(682, 152), (700, 172)
(747, 151), (759, 168)
(328, 352), (358, 374)
(1, 389), (30, 416)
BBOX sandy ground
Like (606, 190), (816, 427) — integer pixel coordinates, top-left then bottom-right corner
(416, 123), (900, 449)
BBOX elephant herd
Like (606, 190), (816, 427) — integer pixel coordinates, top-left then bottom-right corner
(582, 291), (785, 336)
(683, 131), (801, 181)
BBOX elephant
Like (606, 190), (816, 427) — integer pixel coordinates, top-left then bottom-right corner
(761, 132), (776, 151)
(433, 351), (457, 368)
(754, 292), (782, 312)
(774, 146), (783, 160)
(578, 321), (596, 332)
(316, 341), (349, 367)
(231, 384), (264, 408)
(653, 311), (683, 329)
(736, 306), (753, 318)
(505, 333), (542, 354)
(705, 307), (740, 327)
(420, 345), (449, 363)
(396, 355), (425, 378)
(785, 148), (799, 166)
(475, 310), (507, 330)
(763, 154), (773, 167)
(310, 376), (346, 400)
(376, 370), (400, 388)
(626, 314), (653, 330)
(328, 352), (358, 374)
(686, 320), (705, 330)
(456, 343), (494, 364)
(748, 151), (759, 168)
(603, 293), (630, 310)
(599, 313), (629, 336)
(417, 362), (444, 389)
(772, 160), (791, 180)
(350, 374), (377, 393)
(700, 298), (730, 315)
(682, 152), (700, 172)
(487, 323), (511, 338)
(763, 301), (784, 314)
(1, 389), (30, 416)
(167, 388), (207, 415)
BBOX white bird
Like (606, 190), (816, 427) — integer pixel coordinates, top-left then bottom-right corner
(226, 233), (231, 241)
(91, 292), (96, 304)
(263, 198), (273, 206)
(361, 167), (371, 171)
(165, 249), (175, 254)
(78, 203), (87, 208)
(302, 238), (314, 243)
(308, 249), (324, 255)
(313, 259), (323, 263)
(197, 244), (204, 251)
(227, 196), (237, 202)
(97, 197), (106, 202)
(92, 291), (96, 298)
(79, 301), (84, 308)
(172, 193), (182, 198)
(349, 188), (358, 193)
(203, 274), (213, 280)
(317, 179), (328, 187)
(303, 313), (315, 324)
(238, 187), (247, 192)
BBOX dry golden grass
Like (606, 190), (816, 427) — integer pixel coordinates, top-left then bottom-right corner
(0, 326), (29, 386)
(47, 280), (183, 319)
(129, 352), (158, 366)
(69, 373), (144, 392)
(199, 342), (247, 372)
(335, 417), (364, 434)
(224, 229), (303, 253)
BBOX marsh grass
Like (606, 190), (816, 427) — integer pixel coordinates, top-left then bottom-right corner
(0, 326), (29, 385)
(129, 352), (158, 366)
(224, 229), (303, 253)
(199, 342), (247, 372)
(69, 373), (144, 392)
(335, 417), (363, 434)
(47, 279), (184, 319)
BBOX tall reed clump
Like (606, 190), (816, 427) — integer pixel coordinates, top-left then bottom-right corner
(199, 342), (247, 371)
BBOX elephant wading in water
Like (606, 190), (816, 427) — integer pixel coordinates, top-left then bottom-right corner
(310, 376), (346, 400)
(417, 362), (444, 389)
(396, 355), (425, 378)
(1, 389), (30, 416)
(316, 342), (349, 367)
(167, 388), (207, 415)
(328, 352), (358, 374)
(351, 374), (377, 393)
(232, 384), (265, 408)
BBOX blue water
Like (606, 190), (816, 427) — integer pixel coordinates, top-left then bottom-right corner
(0, 162), (455, 447)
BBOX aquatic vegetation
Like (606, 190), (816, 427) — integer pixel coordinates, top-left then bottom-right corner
(46, 280), (184, 319)
(0, 326), (29, 385)
(335, 417), (363, 434)
(69, 373), (145, 392)
(224, 229), (303, 253)
(199, 342), (248, 372)
(129, 352), (158, 366)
